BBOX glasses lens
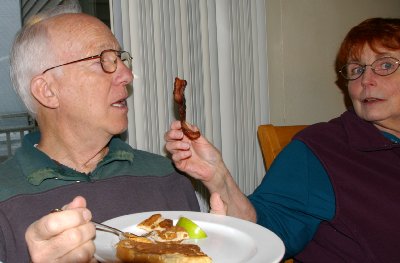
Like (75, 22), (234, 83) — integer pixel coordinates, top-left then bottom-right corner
(101, 50), (118, 73)
(341, 63), (364, 80)
(372, 57), (400, 76)
(120, 51), (132, 69)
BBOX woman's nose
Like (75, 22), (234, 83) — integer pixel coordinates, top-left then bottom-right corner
(360, 66), (377, 85)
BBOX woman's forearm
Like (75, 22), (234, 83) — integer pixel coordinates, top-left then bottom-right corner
(203, 162), (257, 223)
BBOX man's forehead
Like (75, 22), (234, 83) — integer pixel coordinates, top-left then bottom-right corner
(47, 13), (119, 55)
(47, 13), (112, 40)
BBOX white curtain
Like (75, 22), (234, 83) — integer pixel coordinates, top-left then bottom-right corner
(110, 0), (269, 211)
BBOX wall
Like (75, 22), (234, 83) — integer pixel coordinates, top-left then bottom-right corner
(266, 0), (400, 125)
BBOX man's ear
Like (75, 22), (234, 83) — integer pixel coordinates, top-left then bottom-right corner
(30, 75), (59, 109)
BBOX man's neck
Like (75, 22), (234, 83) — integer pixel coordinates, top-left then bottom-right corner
(36, 128), (112, 174)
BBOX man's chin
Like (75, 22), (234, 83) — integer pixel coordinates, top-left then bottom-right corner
(115, 127), (128, 136)
(108, 121), (128, 136)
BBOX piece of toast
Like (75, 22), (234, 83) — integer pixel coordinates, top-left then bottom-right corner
(137, 214), (189, 243)
(116, 239), (212, 263)
(137, 213), (174, 232)
(148, 226), (189, 243)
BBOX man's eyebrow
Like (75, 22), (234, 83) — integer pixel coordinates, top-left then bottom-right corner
(93, 43), (120, 52)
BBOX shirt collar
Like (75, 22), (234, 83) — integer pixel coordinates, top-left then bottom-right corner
(342, 109), (400, 151)
(15, 132), (134, 185)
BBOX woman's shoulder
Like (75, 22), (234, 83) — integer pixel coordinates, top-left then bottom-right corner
(298, 109), (369, 139)
(297, 116), (344, 137)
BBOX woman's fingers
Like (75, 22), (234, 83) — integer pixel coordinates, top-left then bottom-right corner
(210, 192), (227, 215)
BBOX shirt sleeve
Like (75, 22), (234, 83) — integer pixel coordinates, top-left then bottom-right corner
(248, 139), (335, 257)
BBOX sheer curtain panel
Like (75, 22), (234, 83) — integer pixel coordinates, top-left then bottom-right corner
(110, 0), (269, 210)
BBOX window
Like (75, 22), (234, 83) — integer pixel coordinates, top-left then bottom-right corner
(79, 0), (110, 28)
(0, 0), (111, 163)
(22, 0), (110, 28)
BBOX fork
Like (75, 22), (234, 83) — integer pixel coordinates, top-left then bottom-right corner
(51, 208), (146, 239)
(93, 221), (128, 239)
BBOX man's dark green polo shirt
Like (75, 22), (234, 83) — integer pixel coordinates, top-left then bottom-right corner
(0, 132), (177, 200)
(0, 132), (200, 263)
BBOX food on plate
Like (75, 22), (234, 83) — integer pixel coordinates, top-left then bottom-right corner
(176, 217), (207, 239)
(116, 213), (212, 262)
(148, 226), (190, 243)
(123, 232), (153, 244)
(116, 239), (212, 263)
(136, 213), (189, 243)
(173, 77), (201, 140)
(137, 213), (174, 232)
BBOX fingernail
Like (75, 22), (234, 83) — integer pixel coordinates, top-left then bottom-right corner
(82, 210), (91, 221)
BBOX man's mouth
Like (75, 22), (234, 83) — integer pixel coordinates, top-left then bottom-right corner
(111, 99), (127, 107)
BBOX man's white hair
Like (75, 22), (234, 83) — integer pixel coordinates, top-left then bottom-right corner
(9, 0), (82, 118)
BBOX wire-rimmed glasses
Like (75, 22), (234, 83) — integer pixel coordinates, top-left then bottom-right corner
(42, 49), (132, 74)
(339, 56), (400, 80)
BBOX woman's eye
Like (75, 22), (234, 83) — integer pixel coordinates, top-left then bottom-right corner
(381, 62), (393, 70)
(351, 66), (363, 75)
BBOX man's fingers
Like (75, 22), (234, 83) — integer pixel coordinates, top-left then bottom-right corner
(30, 208), (92, 241)
(27, 220), (96, 263)
(62, 196), (87, 210)
(48, 226), (96, 263)
(58, 245), (96, 263)
(59, 242), (96, 263)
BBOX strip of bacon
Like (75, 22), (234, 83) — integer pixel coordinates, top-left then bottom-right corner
(173, 77), (201, 140)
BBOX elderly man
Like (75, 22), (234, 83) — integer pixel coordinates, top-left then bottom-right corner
(0, 3), (199, 263)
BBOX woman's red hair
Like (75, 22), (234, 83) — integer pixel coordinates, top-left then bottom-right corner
(335, 18), (400, 107)
(336, 18), (400, 71)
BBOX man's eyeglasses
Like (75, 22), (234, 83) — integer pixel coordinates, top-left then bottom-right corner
(42, 49), (132, 74)
(339, 56), (400, 80)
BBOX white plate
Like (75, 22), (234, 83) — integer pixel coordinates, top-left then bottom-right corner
(94, 211), (285, 263)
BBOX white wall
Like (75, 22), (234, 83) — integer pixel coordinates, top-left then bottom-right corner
(266, 0), (400, 125)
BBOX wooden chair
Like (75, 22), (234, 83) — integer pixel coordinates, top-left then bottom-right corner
(257, 124), (308, 171)
(257, 124), (308, 263)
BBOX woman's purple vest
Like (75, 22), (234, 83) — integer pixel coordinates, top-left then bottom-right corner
(293, 110), (400, 262)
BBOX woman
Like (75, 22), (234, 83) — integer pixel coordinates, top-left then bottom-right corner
(164, 17), (400, 262)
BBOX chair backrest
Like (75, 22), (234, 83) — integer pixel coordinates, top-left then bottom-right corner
(257, 124), (308, 170)
(257, 124), (308, 263)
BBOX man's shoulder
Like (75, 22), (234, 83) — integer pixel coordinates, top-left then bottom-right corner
(132, 148), (171, 161)
(0, 156), (21, 175)
(108, 138), (176, 176)
(0, 156), (27, 201)
(111, 137), (171, 162)
(130, 148), (176, 174)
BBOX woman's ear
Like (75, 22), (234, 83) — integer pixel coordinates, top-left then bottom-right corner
(30, 75), (59, 109)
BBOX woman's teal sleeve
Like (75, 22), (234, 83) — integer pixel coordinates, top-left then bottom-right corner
(248, 140), (335, 257)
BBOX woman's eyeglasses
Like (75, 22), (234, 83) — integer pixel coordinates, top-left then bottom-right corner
(339, 56), (400, 80)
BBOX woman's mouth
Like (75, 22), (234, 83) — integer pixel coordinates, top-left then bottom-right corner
(362, 97), (382, 103)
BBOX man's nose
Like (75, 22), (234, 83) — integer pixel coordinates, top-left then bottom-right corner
(117, 59), (134, 83)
